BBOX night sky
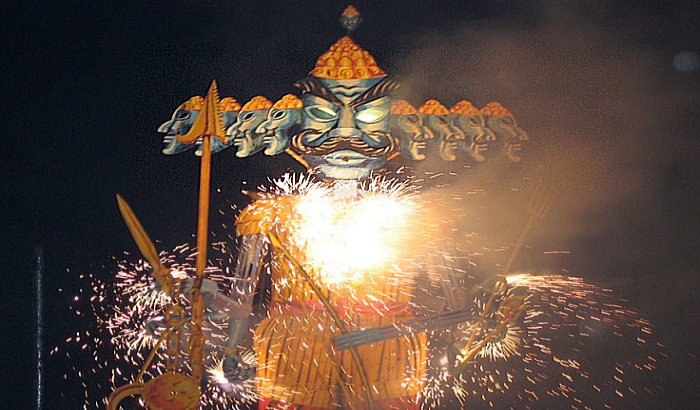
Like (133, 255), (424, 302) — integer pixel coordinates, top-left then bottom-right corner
(3, 0), (700, 408)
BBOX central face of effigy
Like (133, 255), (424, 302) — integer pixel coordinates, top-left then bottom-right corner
(289, 179), (418, 285)
(290, 37), (400, 180)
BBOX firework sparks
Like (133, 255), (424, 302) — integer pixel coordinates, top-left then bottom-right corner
(288, 176), (418, 284)
(55, 244), (258, 410)
(56, 173), (663, 409)
(419, 272), (663, 409)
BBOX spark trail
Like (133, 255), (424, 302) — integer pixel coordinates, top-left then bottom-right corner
(55, 174), (663, 409)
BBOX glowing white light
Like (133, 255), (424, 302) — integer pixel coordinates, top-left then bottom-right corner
(290, 178), (416, 284)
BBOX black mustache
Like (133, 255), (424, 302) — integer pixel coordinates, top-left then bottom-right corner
(290, 129), (398, 157)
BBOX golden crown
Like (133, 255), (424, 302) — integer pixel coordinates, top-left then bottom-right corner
(311, 36), (386, 80)
(180, 96), (205, 111)
(272, 94), (303, 110)
(480, 101), (513, 117)
(219, 97), (242, 112)
(451, 100), (481, 116)
(241, 96), (273, 112)
(418, 99), (449, 115)
(391, 99), (418, 115)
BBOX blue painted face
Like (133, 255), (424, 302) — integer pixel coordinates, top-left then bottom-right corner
(194, 111), (240, 156)
(160, 104), (240, 156)
(157, 107), (199, 155)
(292, 77), (397, 180)
(256, 108), (301, 156)
(421, 113), (466, 162)
(391, 113), (434, 161)
(485, 115), (529, 163)
(227, 109), (269, 158)
(453, 114), (495, 163)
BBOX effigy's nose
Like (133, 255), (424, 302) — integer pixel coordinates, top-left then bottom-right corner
(338, 106), (356, 129)
(329, 127), (361, 139)
(157, 121), (173, 133)
(256, 122), (270, 135)
(484, 128), (496, 141)
(445, 132), (464, 141)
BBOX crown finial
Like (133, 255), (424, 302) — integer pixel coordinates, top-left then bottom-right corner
(340, 5), (362, 34)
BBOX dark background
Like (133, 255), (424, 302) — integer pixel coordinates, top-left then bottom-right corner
(3, 0), (699, 408)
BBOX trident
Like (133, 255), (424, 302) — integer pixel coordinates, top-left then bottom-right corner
(108, 81), (227, 409)
(333, 181), (556, 364)
(457, 179), (555, 363)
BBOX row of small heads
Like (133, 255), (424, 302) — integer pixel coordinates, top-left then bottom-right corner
(177, 94), (516, 118)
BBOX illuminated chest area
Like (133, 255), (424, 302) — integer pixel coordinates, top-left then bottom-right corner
(261, 177), (424, 303)
(293, 184), (414, 285)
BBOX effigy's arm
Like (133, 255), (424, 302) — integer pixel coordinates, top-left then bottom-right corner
(205, 232), (267, 385)
(213, 198), (277, 384)
(225, 234), (267, 351)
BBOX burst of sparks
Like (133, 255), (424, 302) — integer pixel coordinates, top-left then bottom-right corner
(56, 173), (664, 409)
(288, 176), (418, 284)
(420, 272), (663, 409)
(56, 243), (257, 410)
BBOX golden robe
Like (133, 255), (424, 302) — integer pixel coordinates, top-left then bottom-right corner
(236, 194), (427, 408)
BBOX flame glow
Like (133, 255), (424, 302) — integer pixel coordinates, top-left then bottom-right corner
(55, 173), (664, 409)
(290, 178), (417, 284)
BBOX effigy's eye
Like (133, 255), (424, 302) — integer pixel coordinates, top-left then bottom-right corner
(355, 107), (387, 124)
(241, 112), (256, 121)
(175, 110), (191, 120)
(271, 110), (287, 120)
(405, 114), (419, 125)
(305, 105), (338, 122)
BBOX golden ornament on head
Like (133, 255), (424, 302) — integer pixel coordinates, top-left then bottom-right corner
(342, 5), (360, 17)
(180, 96), (205, 111)
(311, 36), (386, 80)
(451, 100), (481, 116)
(272, 94), (303, 110)
(481, 101), (513, 117)
(219, 97), (242, 112)
(391, 99), (418, 115)
(241, 96), (273, 112)
(418, 99), (449, 115)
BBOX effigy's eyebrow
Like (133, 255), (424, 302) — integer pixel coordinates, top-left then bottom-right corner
(293, 77), (343, 106)
(349, 78), (401, 108)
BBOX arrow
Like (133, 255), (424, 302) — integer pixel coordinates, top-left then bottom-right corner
(177, 80), (227, 144)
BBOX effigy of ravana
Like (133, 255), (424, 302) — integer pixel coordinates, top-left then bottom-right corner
(108, 6), (531, 410)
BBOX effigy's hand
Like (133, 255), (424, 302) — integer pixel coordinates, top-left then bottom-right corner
(222, 355), (256, 385)
(180, 277), (220, 298)
(445, 322), (473, 366)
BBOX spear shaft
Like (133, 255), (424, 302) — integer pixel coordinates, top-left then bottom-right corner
(190, 128), (213, 386)
(194, 134), (212, 287)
